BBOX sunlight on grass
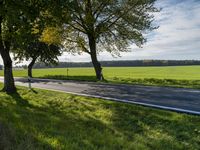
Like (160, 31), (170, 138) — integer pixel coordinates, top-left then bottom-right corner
(0, 83), (200, 149)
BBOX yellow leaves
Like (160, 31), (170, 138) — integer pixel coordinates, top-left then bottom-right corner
(31, 23), (40, 34)
(32, 28), (40, 34)
(40, 27), (61, 45)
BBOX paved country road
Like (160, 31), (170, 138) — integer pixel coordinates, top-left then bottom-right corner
(0, 77), (200, 115)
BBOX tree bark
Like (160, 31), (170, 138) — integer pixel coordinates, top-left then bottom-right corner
(28, 57), (37, 78)
(0, 17), (16, 93)
(88, 35), (104, 80)
(0, 41), (16, 93)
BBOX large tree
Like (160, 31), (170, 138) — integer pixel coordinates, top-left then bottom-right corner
(60, 0), (158, 80)
(0, 0), (59, 92)
(0, 0), (22, 92)
(0, 21), (16, 92)
(0, 0), (42, 92)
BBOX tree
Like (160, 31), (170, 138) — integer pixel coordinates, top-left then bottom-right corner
(12, 25), (62, 77)
(11, 1), (63, 78)
(14, 41), (61, 77)
(0, 0), (62, 92)
(0, 0), (21, 92)
(0, 0), (44, 92)
(60, 0), (158, 80)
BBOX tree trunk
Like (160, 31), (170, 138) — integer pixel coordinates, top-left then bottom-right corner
(0, 17), (16, 93)
(88, 35), (104, 80)
(0, 41), (16, 93)
(28, 57), (37, 78)
(0, 16), (16, 93)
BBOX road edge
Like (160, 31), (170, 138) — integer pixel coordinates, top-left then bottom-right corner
(31, 86), (200, 115)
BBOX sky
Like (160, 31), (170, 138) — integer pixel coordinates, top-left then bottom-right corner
(1, 0), (200, 65)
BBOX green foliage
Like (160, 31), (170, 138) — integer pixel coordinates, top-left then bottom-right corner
(9, 1), (63, 66)
(61, 0), (158, 55)
(13, 40), (62, 66)
(0, 0), (41, 41)
(0, 84), (200, 149)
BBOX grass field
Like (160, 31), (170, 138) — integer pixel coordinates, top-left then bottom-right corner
(0, 66), (200, 88)
(0, 83), (200, 149)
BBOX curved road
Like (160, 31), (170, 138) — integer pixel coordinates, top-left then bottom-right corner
(0, 77), (200, 115)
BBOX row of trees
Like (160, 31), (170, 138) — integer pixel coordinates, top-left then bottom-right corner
(24, 60), (200, 68)
(0, 0), (158, 93)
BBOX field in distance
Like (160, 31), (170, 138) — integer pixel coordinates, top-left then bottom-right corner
(0, 66), (200, 88)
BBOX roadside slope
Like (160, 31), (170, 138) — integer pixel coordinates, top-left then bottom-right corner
(0, 77), (200, 115)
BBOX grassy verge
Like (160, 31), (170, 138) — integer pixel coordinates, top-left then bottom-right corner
(0, 84), (200, 149)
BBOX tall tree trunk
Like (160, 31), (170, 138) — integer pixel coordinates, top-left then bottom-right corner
(88, 35), (104, 80)
(28, 57), (37, 78)
(0, 41), (16, 93)
(86, 1), (103, 80)
(0, 18), (16, 93)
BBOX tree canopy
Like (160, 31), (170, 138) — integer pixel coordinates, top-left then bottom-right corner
(0, 0), (63, 92)
(59, 0), (158, 79)
(12, 24), (62, 77)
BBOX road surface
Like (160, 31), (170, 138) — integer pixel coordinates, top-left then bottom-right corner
(0, 77), (200, 115)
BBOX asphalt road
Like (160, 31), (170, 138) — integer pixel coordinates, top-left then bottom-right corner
(0, 77), (200, 115)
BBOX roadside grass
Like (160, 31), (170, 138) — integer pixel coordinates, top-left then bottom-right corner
(1, 66), (199, 89)
(109, 77), (200, 89)
(0, 83), (200, 149)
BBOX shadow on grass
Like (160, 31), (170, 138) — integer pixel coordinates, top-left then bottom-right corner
(41, 75), (109, 83)
(29, 89), (38, 94)
(0, 88), (200, 149)
(41, 75), (98, 82)
(96, 100), (200, 149)
(0, 89), (123, 149)
(0, 122), (15, 149)
(7, 92), (31, 107)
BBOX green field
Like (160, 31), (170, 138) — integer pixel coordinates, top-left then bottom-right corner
(0, 66), (200, 88)
(0, 83), (200, 149)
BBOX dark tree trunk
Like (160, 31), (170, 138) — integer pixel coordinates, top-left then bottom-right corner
(88, 35), (104, 80)
(28, 57), (37, 78)
(0, 41), (16, 93)
(0, 17), (16, 93)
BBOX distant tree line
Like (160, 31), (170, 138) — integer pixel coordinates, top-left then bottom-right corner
(14, 60), (200, 69)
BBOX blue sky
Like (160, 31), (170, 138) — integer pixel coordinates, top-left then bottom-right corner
(1, 0), (200, 65)
(60, 0), (200, 62)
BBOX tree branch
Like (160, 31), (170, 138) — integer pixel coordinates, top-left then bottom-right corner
(68, 23), (87, 34)
(95, 1), (140, 36)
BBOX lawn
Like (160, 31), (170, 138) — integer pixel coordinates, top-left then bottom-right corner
(0, 66), (200, 88)
(0, 83), (200, 149)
